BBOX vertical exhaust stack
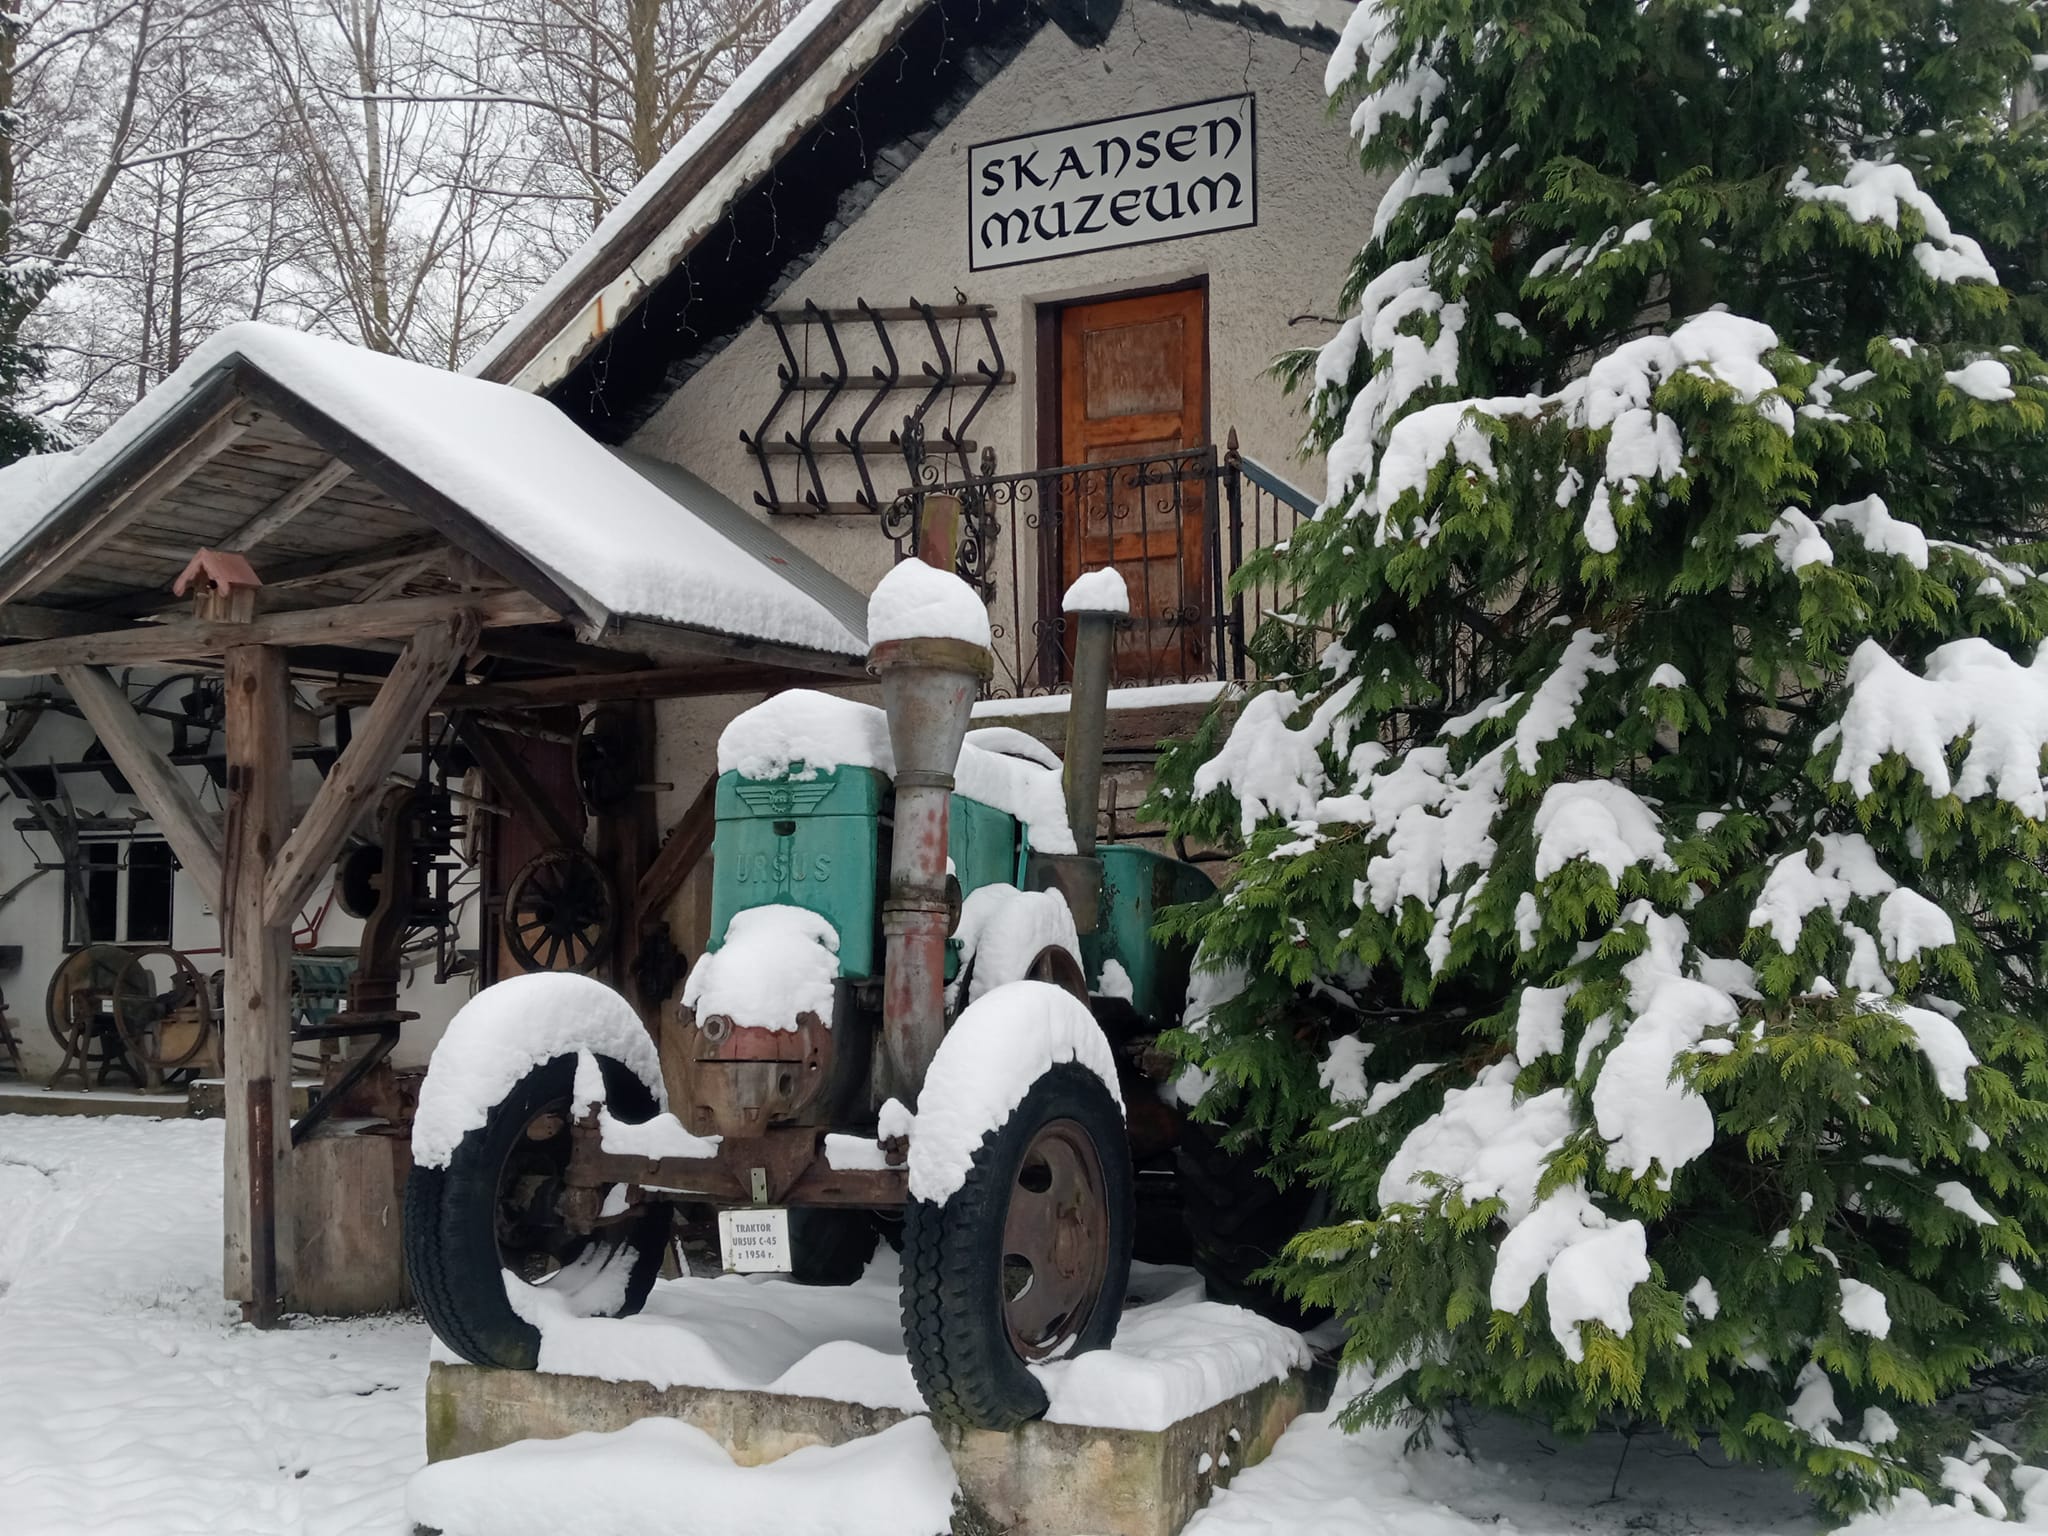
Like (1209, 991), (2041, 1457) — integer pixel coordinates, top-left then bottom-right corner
(1061, 567), (1129, 861)
(867, 552), (992, 1105)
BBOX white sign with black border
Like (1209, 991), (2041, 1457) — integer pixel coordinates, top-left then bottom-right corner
(718, 1207), (793, 1273)
(968, 93), (1257, 271)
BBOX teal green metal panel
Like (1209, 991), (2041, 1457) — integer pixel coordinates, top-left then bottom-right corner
(1085, 845), (1217, 1029)
(709, 767), (886, 977)
(948, 795), (1021, 902)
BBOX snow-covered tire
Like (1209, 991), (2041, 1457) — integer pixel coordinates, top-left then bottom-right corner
(404, 1052), (672, 1370)
(1178, 1121), (1330, 1330)
(900, 1062), (1134, 1429)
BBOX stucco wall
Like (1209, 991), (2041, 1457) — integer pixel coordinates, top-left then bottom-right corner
(630, 0), (1379, 574)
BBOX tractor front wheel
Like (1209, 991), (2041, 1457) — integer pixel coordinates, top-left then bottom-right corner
(900, 1062), (1133, 1429)
(404, 1052), (672, 1369)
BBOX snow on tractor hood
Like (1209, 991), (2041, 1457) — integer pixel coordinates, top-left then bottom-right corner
(717, 689), (1076, 854)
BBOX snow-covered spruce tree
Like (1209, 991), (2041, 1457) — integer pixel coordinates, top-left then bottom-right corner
(1154, 0), (2048, 1510)
(0, 259), (60, 467)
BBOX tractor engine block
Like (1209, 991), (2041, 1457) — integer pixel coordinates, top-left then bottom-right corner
(665, 1004), (837, 1140)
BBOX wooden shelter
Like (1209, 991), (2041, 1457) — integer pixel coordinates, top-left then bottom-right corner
(0, 324), (870, 1323)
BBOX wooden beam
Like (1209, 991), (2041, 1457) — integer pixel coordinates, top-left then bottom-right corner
(457, 715), (584, 853)
(321, 662), (817, 712)
(221, 643), (294, 1321)
(57, 665), (225, 906)
(602, 617), (868, 679)
(0, 587), (554, 676)
(261, 615), (477, 927)
(258, 536), (441, 592)
(221, 457), (353, 552)
(0, 605), (104, 639)
(635, 774), (718, 926)
(354, 553), (440, 603)
(0, 392), (262, 605)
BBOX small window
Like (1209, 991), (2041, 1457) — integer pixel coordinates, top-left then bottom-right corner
(66, 836), (176, 948)
(126, 841), (174, 944)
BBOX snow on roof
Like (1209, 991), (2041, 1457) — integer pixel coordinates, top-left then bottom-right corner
(0, 322), (867, 658)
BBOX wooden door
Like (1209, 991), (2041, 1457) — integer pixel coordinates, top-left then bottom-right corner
(1055, 287), (1209, 683)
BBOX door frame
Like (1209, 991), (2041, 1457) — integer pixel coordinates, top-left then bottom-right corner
(1032, 277), (1212, 686)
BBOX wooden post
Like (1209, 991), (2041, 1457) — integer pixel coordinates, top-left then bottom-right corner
(222, 643), (295, 1325)
(597, 701), (661, 1018)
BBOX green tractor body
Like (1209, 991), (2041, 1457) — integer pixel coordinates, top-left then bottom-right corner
(705, 759), (1209, 1028)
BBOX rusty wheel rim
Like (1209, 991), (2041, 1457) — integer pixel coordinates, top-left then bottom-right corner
(1000, 1118), (1110, 1361)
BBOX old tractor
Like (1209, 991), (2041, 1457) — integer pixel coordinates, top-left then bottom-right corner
(404, 569), (1241, 1430)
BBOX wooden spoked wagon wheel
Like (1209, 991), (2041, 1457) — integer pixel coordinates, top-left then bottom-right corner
(503, 847), (616, 974)
(110, 946), (215, 1074)
(44, 944), (149, 1087)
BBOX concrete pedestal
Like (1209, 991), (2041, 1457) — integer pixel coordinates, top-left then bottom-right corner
(424, 1360), (1314, 1536)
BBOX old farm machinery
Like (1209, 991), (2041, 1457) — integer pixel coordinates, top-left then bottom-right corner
(404, 565), (1251, 1430)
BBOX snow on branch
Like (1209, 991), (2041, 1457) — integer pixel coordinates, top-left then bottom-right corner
(1787, 161), (1998, 286)
(1823, 638), (2048, 817)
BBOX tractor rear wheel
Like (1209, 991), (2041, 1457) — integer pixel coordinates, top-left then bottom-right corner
(900, 1062), (1133, 1429)
(404, 1052), (672, 1369)
(1178, 1121), (1330, 1329)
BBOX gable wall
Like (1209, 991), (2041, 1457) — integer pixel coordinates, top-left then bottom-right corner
(631, 0), (1384, 961)
(630, 0), (1382, 585)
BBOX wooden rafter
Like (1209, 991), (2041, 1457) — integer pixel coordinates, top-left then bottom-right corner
(0, 392), (264, 605)
(56, 665), (226, 906)
(221, 456), (353, 552)
(260, 613), (479, 928)
(0, 588), (554, 677)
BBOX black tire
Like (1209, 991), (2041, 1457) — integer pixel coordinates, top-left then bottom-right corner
(404, 1053), (673, 1369)
(789, 1209), (881, 1285)
(1178, 1121), (1330, 1330)
(901, 1062), (1134, 1429)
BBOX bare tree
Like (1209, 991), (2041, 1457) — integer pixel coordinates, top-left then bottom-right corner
(1, 2), (250, 343)
(244, 0), (526, 358)
(427, 0), (794, 238)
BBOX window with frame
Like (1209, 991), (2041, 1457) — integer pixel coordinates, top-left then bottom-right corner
(66, 836), (175, 948)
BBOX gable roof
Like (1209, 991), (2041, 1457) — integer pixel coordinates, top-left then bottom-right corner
(470, 0), (1349, 421)
(0, 323), (868, 659)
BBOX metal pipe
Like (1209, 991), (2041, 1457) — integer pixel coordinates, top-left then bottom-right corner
(1062, 607), (1115, 860)
(870, 631), (990, 1105)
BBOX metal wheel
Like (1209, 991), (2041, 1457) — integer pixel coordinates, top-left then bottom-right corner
(1025, 944), (1089, 1003)
(503, 848), (616, 974)
(44, 944), (148, 1052)
(497, 1095), (598, 1283)
(1001, 1118), (1112, 1361)
(110, 946), (214, 1072)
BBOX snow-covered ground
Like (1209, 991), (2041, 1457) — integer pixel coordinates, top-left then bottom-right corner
(0, 1114), (426, 1535)
(0, 1113), (2034, 1535)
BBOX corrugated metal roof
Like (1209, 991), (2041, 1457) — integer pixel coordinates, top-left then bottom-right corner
(611, 449), (870, 650)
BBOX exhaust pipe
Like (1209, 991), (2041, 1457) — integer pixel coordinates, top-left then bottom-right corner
(868, 555), (992, 1105)
(1061, 569), (1126, 860)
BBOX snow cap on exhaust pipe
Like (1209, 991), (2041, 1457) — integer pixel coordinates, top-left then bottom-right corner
(867, 557), (993, 1106)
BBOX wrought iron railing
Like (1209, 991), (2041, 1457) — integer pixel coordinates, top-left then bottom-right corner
(884, 425), (1317, 699)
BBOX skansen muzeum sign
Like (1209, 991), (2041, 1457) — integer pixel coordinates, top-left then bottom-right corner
(968, 94), (1257, 271)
